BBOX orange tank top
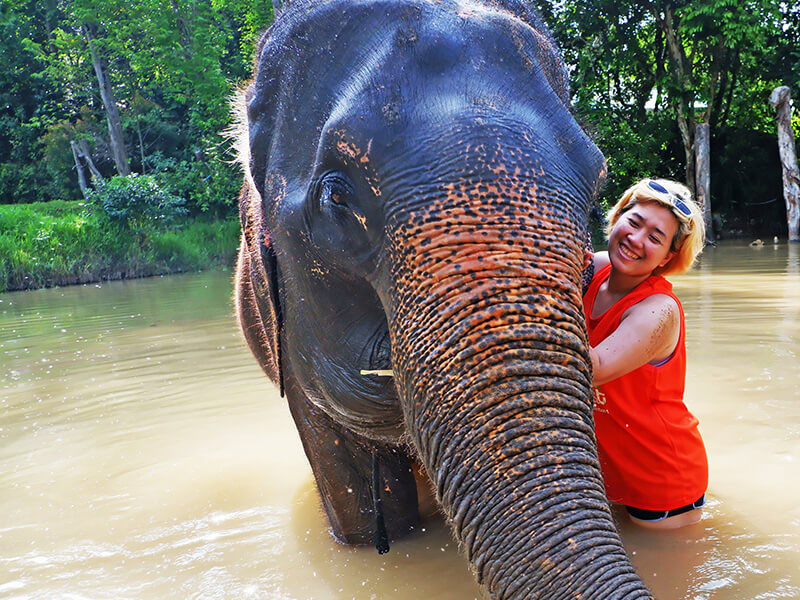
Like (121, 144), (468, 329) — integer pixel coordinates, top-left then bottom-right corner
(583, 264), (708, 510)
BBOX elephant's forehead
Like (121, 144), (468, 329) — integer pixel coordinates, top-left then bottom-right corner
(272, 0), (547, 43)
(246, 0), (592, 202)
(254, 0), (566, 122)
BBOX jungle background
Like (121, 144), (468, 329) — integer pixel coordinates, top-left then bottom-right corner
(1, 0), (799, 290)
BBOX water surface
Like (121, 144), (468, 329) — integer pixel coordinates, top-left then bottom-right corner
(1, 242), (798, 599)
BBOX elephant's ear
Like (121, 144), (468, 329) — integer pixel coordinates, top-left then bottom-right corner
(236, 178), (284, 396)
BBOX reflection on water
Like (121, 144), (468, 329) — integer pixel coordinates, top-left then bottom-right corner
(1, 243), (798, 599)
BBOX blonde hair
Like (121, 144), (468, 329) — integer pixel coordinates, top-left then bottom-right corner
(605, 178), (706, 277)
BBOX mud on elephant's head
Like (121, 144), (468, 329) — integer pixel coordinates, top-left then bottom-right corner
(234, 1), (650, 599)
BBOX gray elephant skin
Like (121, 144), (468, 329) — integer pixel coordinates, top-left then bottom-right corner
(234, 1), (652, 598)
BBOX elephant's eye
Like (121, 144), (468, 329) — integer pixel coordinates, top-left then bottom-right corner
(318, 173), (354, 210)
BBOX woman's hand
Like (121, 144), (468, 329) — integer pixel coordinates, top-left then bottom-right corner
(589, 346), (601, 374)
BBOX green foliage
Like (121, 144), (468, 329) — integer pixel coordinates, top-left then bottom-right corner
(87, 174), (187, 230)
(0, 200), (116, 290)
(149, 218), (240, 268)
(679, 0), (775, 49)
(587, 111), (682, 206)
(146, 151), (240, 216)
(213, 0), (274, 76)
(0, 200), (239, 292)
(0, 1), (75, 202)
(1, 0), (274, 208)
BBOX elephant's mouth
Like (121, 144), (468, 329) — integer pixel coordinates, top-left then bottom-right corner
(352, 318), (401, 435)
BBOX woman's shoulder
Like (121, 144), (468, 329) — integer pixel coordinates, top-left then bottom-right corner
(622, 292), (681, 324)
(634, 292), (680, 310)
(592, 251), (610, 272)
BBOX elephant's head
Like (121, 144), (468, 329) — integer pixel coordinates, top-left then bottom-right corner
(235, 1), (651, 598)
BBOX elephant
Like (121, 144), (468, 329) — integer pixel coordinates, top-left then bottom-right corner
(234, 1), (652, 598)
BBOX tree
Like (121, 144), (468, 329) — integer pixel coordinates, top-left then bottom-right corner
(538, 0), (797, 237)
(646, 1), (779, 195)
(539, 0), (680, 199)
(81, 20), (130, 175)
(770, 86), (800, 241)
(1, 0), (276, 208)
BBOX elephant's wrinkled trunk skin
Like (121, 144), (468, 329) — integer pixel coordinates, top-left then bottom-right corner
(385, 172), (650, 598)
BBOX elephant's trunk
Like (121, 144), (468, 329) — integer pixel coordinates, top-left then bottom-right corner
(386, 175), (650, 598)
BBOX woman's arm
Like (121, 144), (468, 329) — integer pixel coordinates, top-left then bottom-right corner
(590, 293), (681, 386)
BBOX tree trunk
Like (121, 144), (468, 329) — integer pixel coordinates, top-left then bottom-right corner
(136, 116), (146, 174)
(77, 139), (103, 180)
(719, 52), (740, 127)
(70, 141), (89, 199)
(652, 3), (696, 197)
(694, 122), (713, 242)
(83, 24), (130, 177)
(769, 86), (800, 242)
(678, 113), (696, 196)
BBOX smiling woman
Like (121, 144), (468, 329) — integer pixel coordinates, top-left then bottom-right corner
(583, 177), (708, 530)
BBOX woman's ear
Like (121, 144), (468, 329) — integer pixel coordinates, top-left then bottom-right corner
(658, 251), (675, 268)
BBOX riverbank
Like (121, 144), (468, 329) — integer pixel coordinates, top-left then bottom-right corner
(0, 201), (239, 292)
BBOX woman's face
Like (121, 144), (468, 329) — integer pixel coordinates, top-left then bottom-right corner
(608, 200), (679, 277)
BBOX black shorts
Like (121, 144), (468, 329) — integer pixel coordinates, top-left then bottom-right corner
(625, 495), (705, 522)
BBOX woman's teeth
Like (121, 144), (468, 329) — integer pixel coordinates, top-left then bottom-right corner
(620, 245), (639, 260)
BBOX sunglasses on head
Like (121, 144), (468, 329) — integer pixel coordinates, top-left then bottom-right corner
(646, 180), (693, 220)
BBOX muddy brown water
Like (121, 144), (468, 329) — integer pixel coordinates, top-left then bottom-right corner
(1, 242), (798, 600)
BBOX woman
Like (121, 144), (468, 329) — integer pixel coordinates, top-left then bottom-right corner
(583, 178), (707, 530)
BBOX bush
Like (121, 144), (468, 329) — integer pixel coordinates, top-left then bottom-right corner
(145, 151), (239, 216)
(87, 174), (187, 231)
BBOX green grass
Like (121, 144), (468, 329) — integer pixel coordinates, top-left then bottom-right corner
(0, 201), (240, 292)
